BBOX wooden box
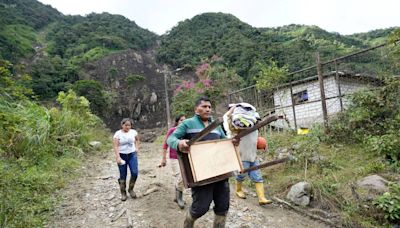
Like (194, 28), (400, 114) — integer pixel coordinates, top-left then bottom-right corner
(177, 115), (285, 188)
(178, 139), (243, 188)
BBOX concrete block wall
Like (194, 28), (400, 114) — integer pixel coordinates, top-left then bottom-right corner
(271, 76), (370, 129)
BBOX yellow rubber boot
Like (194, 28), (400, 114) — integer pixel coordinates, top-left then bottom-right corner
(255, 182), (272, 205)
(235, 181), (246, 199)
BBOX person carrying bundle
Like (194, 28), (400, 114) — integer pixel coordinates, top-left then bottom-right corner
(223, 103), (273, 205)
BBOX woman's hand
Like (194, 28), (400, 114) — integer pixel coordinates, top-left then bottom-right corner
(116, 157), (125, 165)
(158, 157), (167, 167)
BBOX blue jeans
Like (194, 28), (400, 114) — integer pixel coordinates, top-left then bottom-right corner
(118, 152), (138, 180)
(236, 160), (263, 183)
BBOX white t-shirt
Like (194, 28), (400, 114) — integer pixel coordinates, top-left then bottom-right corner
(238, 130), (258, 162)
(113, 129), (138, 154)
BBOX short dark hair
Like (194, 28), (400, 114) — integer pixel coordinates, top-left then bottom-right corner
(174, 114), (185, 127)
(195, 96), (211, 107)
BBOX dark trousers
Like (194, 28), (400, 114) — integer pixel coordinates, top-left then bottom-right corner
(189, 179), (230, 218)
(118, 152), (138, 180)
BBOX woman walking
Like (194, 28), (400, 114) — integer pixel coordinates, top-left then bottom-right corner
(113, 118), (140, 201)
(160, 114), (186, 209)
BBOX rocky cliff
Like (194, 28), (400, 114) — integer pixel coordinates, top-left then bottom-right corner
(83, 49), (170, 131)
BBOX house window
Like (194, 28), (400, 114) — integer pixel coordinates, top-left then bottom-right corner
(293, 90), (308, 104)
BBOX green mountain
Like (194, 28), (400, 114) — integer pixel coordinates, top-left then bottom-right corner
(0, 0), (159, 99)
(157, 13), (397, 81)
(0, 0), (158, 63)
(0, 0), (62, 60)
(0, 0), (397, 102)
(45, 13), (158, 60)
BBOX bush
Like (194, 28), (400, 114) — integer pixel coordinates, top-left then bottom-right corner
(329, 76), (400, 164)
(374, 183), (400, 222)
(126, 74), (145, 88)
(0, 71), (106, 226)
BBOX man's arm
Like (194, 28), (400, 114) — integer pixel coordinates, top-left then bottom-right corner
(167, 121), (187, 150)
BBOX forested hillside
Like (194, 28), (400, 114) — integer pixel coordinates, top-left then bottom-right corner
(0, 0), (61, 61)
(0, 0), (398, 120)
(157, 13), (397, 81)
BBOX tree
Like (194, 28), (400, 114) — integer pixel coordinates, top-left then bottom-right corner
(254, 60), (288, 91)
(72, 80), (108, 116)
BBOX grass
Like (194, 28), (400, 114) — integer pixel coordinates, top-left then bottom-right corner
(256, 130), (395, 227)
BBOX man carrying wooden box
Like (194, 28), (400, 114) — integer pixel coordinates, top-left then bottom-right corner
(167, 96), (239, 228)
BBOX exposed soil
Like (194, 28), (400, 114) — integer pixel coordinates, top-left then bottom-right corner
(46, 142), (329, 228)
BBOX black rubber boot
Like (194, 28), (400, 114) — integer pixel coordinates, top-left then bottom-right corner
(118, 179), (127, 201)
(213, 214), (226, 228)
(128, 176), (137, 198)
(174, 188), (185, 209)
(183, 210), (196, 228)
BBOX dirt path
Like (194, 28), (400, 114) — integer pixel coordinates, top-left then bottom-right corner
(47, 142), (328, 228)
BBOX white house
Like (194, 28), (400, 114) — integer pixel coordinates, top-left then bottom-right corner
(271, 72), (380, 129)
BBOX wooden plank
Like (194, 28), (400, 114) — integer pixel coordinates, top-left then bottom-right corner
(176, 151), (194, 188)
(233, 115), (283, 140)
(241, 157), (289, 173)
(189, 139), (241, 182)
(187, 117), (223, 146)
(187, 172), (234, 188)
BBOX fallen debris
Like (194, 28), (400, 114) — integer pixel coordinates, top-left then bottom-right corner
(143, 187), (159, 196)
(111, 208), (126, 222)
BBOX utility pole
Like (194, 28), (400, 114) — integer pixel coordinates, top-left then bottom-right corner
(163, 67), (184, 127)
(316, 52), (328, 129)
(163, 70), (171, 127)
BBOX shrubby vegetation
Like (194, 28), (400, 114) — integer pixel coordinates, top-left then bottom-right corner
(254, 60), (289, 90)
(0, 62), (110, 227)
(329, 76), (400, 165)
(71, 80), (109, 117)
(374, 182), (400, 222)
(30, 56), (79, 99)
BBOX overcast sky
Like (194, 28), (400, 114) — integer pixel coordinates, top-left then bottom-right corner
(37, 0), (399, 35)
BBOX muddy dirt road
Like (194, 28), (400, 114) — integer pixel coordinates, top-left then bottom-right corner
(47, 142), (328, 228)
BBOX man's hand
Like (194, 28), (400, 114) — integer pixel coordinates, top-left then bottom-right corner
(178, 139), (190, 153)
(232, 137), (240, 146)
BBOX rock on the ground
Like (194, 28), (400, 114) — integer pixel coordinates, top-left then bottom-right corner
(357, 175), (388, 193)
(286, 181), (312, 206)
(89, 141), (102, 148)
(355, 174), (389, 201)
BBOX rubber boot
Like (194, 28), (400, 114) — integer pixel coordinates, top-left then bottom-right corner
(118, 179), (127, 201)
(235, 181), (246, 199)
(255, 182), (272, 205)
(183, 210), (196, 228)
(213, 214), (226, 228)
(128, 176), (137, 198)
(174, 188), (185, 209)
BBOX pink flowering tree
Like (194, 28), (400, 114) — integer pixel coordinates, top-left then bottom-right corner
(171, 59), (244, 117)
